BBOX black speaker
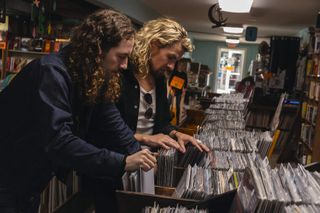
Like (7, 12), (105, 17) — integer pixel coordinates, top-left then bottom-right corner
(316, 12), (320, 28)
(245, 26), (258, 41)
(0, 0), (5, 23)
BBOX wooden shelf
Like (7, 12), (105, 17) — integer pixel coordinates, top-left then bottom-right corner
(303, 97), (319, 106)
(8, 50), (49, 58)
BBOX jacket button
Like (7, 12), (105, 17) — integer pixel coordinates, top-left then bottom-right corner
(134, 85), (138, 89)
(134, 105), (138, 109)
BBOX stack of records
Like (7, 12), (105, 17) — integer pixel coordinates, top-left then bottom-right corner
(173, 165), (242, 199)
(143, 203), (208, 213)
(283, 204), (320, 212)
(208, 150), (257, 171)
(173, 165), (214, 200)
(177, 145), (207, 168)
(237, 158), (320, 213)
(198, 136), (257, 153)
(156, 149), (176, 187)
(122, 168), (155, 194)
(205, 110), (244, 120)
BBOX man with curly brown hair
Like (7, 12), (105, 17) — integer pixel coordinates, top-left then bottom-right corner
(0, 9), (155, 213)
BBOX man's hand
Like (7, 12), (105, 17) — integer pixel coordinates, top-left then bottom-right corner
(138, 133), (180, 150)
(124, 149), (157, 172)
(172, 131), (210, 153)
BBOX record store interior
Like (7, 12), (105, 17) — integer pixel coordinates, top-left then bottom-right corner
(1, 0), (320, 213)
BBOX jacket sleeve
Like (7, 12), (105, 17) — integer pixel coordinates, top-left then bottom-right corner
(87, 102), (141, 155)
(35, 63), (126, 179)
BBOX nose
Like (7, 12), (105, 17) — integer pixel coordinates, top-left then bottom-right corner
(167, 62), (175, 71)
(120, 58), (128, 70)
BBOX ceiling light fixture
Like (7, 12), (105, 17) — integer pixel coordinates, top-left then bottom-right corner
(218, 0), (253, 13)
(223, 26), (244, 34)
(226, 38), (240, 44)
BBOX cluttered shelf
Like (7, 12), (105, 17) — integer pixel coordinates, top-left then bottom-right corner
(306, 74), (320, 81)
(8, 49), (49, 57)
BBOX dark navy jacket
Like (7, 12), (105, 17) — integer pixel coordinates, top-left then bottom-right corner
(0, 52), (140, 206)
(116, 63), (177, 135)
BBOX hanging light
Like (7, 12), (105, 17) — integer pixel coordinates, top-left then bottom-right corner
(219, 0), (253, 13)
(223, 26), (244, 34)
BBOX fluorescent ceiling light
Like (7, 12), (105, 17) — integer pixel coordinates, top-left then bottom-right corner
(219, 0), (253, 13)
(223, 27), (244, 34)
(226, 38), (240, 44)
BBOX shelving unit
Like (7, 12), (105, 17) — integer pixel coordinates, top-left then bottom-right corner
(312, 104), (320, 161)
(299, 28), (320, 164)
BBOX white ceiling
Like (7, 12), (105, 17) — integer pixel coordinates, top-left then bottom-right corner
(141, 0), (320, 41)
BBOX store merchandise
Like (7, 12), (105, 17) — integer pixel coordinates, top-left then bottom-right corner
(156, 149), (177, 187)
(237, 160), (320, 213)
(143, 203), (208, 213)
(209, 151), (257, 171)
(177, 145), (207, 168)
(283, 204), (320, 213)
(122, 169), (155, 194)
(300, 123), (314, 147)
(173, 165), (242, 200)
(246, 111), (271, 129)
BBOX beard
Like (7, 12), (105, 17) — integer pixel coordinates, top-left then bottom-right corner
(150, 66), (171, 79)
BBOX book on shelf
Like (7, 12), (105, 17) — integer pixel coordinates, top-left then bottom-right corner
(301, 154), (313, 165)
(314, 32), (320, 54)
(300, 123), (314, 148)
(306, 59), (314, 76)
(302, 101), (308, 119)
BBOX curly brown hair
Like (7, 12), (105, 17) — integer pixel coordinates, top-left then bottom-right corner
(65, 9), (135, 104)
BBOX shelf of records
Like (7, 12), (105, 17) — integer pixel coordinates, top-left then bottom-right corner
(233, 161), (320, 213)
(36, 93), (317, 212)
(205, 93), (250, 112)
(143, 204), (208, 213)
(118, 93), (275, 211)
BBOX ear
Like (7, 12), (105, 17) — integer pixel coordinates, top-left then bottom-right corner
(150, 40), (162, 50)
(149, 40), (161, 57)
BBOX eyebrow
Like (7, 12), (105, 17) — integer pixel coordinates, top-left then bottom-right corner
(118, 53), (130, 57)
(169, 54), (178, 60)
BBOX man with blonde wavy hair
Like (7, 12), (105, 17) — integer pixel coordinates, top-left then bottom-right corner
(116, 18), (210, 154)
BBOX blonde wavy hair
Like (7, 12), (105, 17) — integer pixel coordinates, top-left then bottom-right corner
(131, 18), (193, 77)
